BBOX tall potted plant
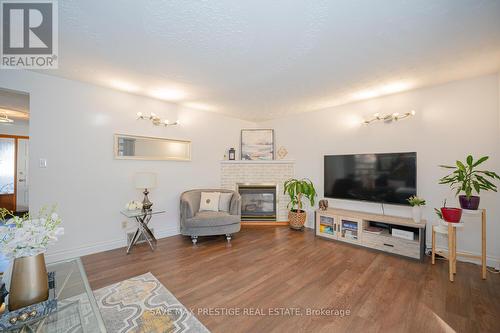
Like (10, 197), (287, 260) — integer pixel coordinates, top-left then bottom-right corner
(439, 155), (499, 210)
(284, 178), (317, 230)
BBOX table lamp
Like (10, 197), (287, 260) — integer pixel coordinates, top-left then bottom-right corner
(134, 172), (157, 211)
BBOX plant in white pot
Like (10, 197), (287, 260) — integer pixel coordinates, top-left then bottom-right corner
(407, 196), (426, 223)
(283, 178), (317, 230)
(439, 155), (500, 210)
(0, 207), (64, 310)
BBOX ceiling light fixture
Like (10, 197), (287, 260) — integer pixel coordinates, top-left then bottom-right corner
(0, 112), (14, 123)
(363, 110), (415, 125)
(136, 112), (179, 127)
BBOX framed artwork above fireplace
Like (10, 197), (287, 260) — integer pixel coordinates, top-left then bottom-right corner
(240, 129), (274, 160)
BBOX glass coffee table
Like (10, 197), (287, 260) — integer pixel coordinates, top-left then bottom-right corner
(120, 209), (165, 254)
(1, 258), (106, 332)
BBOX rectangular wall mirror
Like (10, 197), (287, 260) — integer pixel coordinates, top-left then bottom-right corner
(114, 134), (191, 161)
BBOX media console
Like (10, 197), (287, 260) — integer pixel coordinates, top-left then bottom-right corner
(315, 208), (426, 260)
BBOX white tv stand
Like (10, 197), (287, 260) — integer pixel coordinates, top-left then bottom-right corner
(315, 208), (427, 260)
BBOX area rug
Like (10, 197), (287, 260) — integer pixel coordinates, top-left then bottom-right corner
(94, 272), (210, 333)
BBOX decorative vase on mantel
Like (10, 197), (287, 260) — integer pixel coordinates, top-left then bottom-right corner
(8, 253), (49, 311)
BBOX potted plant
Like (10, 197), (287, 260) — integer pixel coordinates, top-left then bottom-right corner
(283, 178), (317, 230)
(437, 200), (462, 223)
(407, 195), (426, 223)
(0, 207), (64, 310)
(439, 155), (499, 210)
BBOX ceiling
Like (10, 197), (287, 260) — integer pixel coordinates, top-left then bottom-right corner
(47, 0), (500, 121)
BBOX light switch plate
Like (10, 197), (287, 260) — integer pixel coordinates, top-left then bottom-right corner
(39, 158), (47, 168)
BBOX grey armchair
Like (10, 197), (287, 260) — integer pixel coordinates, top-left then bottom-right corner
(180, 189), (241, 244)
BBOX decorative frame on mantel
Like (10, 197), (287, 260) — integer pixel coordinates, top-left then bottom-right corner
(114, 134), (191, 161)
(240, 129), (274, 161)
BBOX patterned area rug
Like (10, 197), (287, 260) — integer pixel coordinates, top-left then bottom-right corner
(94, 273), (209, 333)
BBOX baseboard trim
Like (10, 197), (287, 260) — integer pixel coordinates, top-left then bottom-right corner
(45, 226), (179, 263)
(425, 241), (500, 269)
(241, 221), (289, 226)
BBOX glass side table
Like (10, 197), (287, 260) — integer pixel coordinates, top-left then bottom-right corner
(120, 209), (165, 254)
(1, 257), (106, 332)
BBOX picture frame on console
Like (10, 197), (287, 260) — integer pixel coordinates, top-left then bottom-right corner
(240, 129), (274, 160)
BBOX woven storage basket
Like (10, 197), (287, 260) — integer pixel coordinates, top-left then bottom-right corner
(288, 210), (306, 230)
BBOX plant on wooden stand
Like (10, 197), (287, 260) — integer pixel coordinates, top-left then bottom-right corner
(436, 199), (462, 223)
(439, 155), (499, 210)
(283, 178), (317, 230)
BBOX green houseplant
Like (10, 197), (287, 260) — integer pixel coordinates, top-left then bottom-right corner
(439, 155), (499, 210)
(283, 178), (317, 230)
(407, 195), (426, 223)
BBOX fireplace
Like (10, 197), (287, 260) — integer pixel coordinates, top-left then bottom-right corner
(237, 184), (277, 221)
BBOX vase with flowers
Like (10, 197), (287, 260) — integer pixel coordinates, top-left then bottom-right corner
(407, 195), (426, 223)
(0, 207), (64, 311)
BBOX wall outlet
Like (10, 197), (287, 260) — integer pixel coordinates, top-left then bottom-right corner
(121, 221), (128, 229)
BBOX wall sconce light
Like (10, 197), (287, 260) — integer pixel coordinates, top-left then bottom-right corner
(0, 112), (14, 123)
(363, 110), (415, 125)
(136, 112), (179, 127)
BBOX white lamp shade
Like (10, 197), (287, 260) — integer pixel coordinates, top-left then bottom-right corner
(134, 172), (157, 189)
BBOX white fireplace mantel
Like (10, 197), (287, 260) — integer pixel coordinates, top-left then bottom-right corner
(220, 160), (295, 164)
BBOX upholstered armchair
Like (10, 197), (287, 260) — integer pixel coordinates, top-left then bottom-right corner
(180, 189), (241, 244)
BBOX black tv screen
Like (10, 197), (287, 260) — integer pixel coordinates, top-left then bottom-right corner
(324, 152), (416, 205)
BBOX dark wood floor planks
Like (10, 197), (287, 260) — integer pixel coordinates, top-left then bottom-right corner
(82, 226), (500, 333)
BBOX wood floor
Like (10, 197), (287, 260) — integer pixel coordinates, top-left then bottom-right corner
(83, 226), (500, 333)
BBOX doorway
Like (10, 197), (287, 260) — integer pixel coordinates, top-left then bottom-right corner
(0, 135), (29, 212)
(0, 89), (29, 214)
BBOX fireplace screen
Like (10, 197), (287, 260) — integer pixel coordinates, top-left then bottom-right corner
(238, 185), (277, 221)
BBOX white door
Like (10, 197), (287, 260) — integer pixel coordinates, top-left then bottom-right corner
(16, 138), (29, 211)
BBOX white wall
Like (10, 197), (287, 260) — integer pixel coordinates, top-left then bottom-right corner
(260, 74), (500, 267)
(0, 70), (255, 262)
(0, 120), (29, 136)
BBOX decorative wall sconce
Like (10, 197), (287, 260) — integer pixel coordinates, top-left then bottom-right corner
(0, 112), (14, 123)
(136, 112), (179, 127)
(363, 110), (415, 125)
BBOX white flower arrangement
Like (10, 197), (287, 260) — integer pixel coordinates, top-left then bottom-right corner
(125, 200), (143, 211)
(0, 206), (64, 259)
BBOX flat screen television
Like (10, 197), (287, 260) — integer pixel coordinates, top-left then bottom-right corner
(324, 152), (416, 205)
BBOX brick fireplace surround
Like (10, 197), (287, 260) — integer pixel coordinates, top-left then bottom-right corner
(220, 160), (295, 221)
